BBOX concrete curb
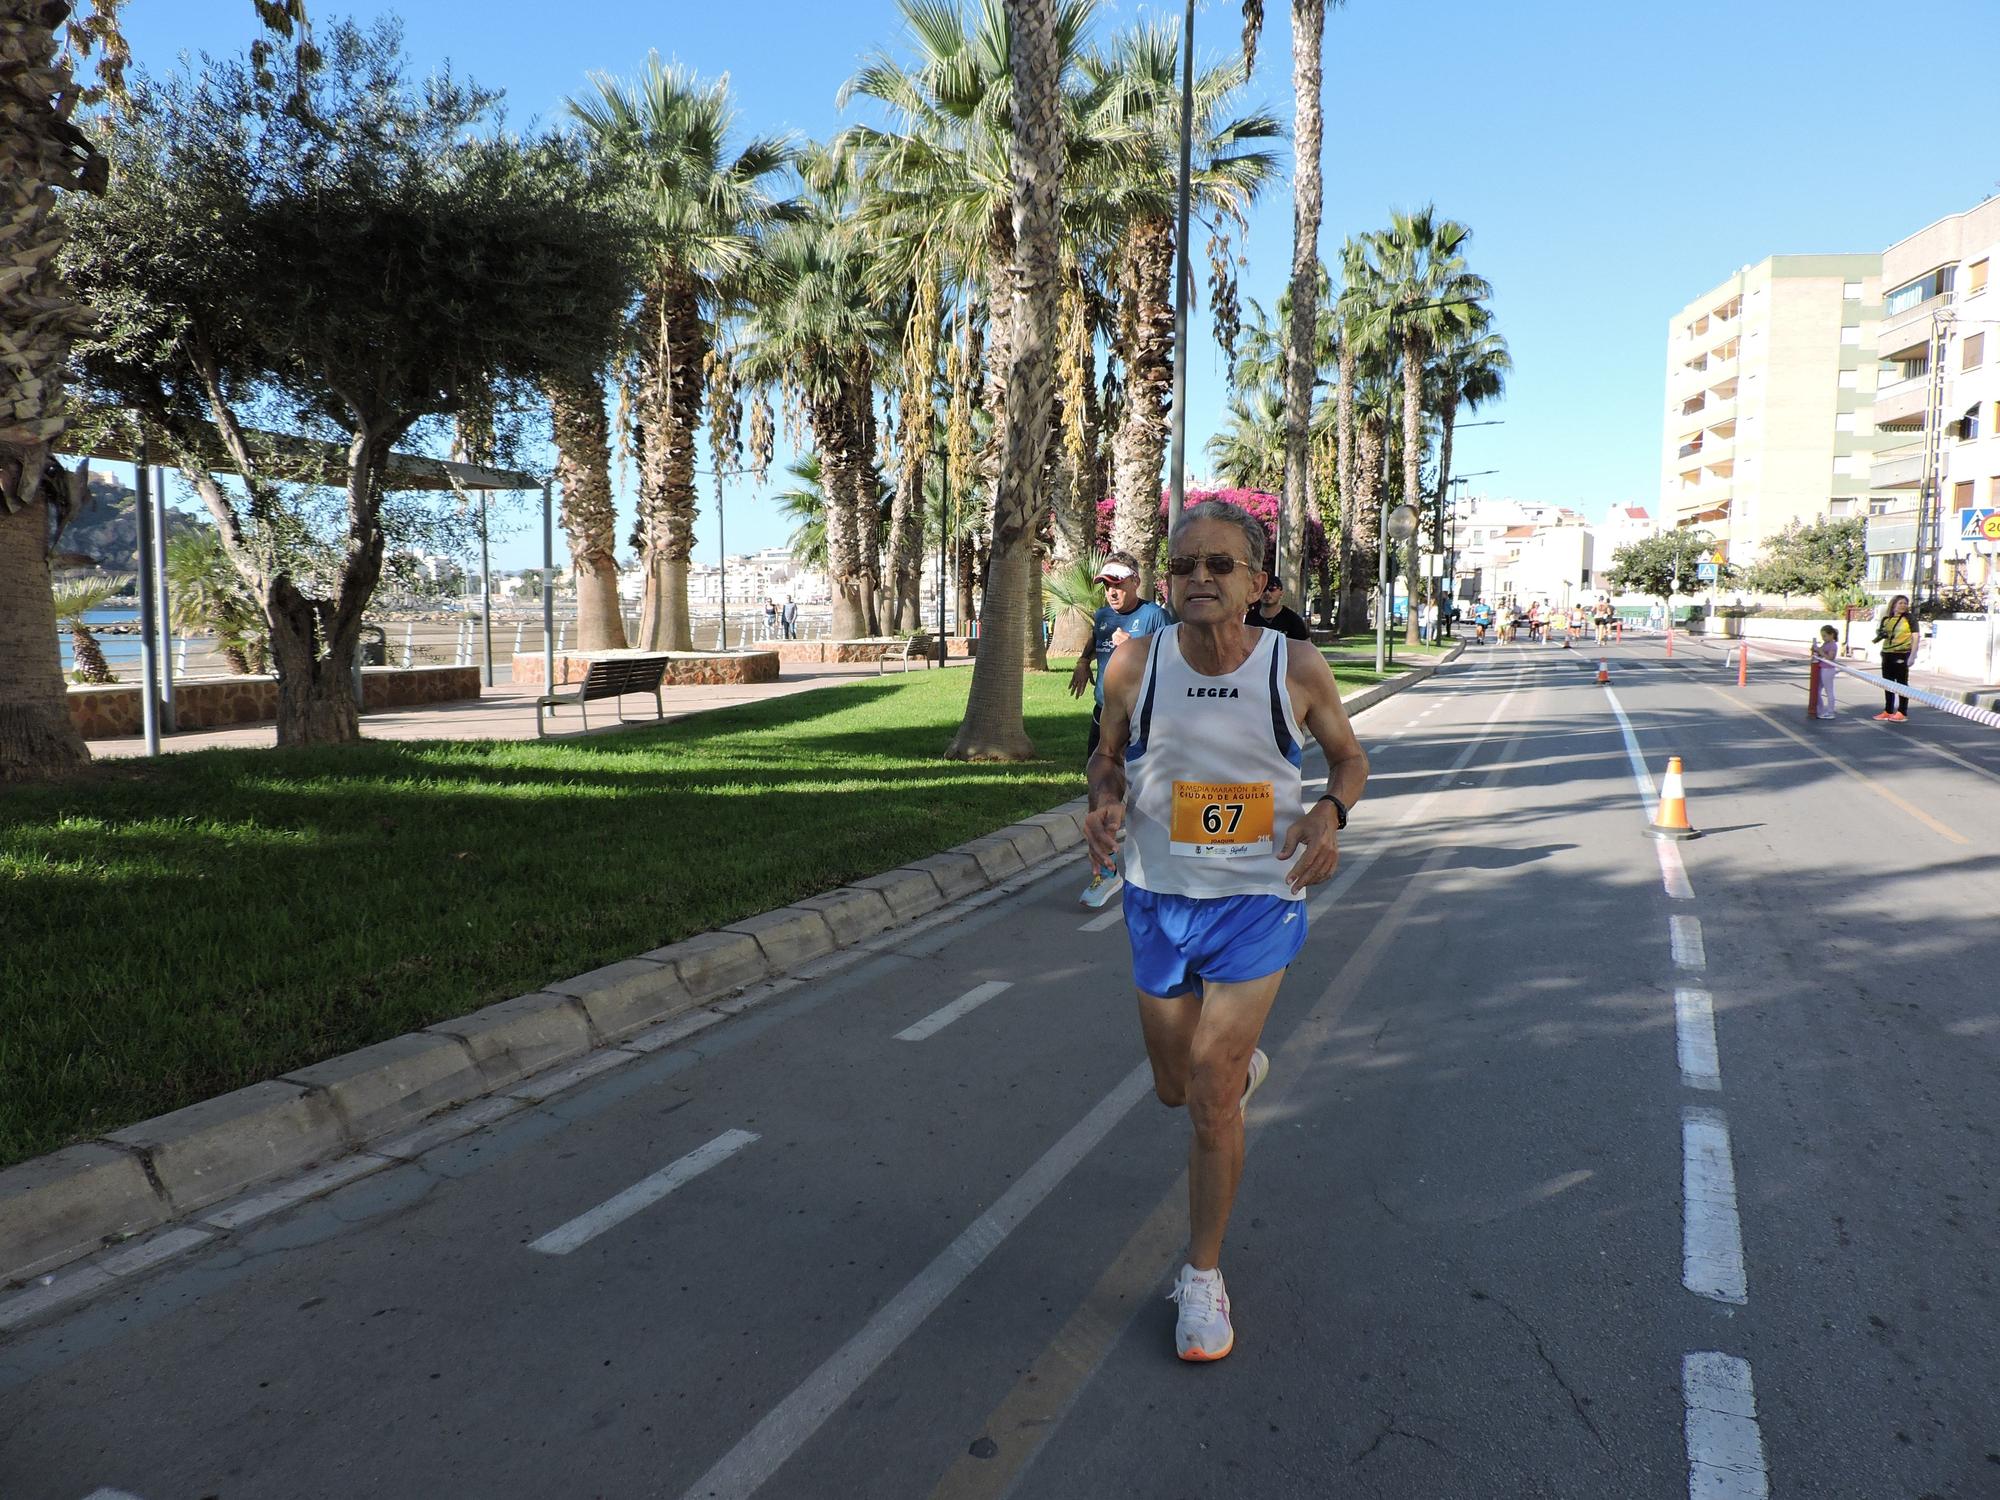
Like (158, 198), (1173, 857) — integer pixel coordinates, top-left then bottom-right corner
(0, 795), (1086, 1290)
(0, 645), (1450, 1292)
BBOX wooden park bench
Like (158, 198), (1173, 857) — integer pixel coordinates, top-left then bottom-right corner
(878, 635), (935, 674)
(534, 654), (670, 737)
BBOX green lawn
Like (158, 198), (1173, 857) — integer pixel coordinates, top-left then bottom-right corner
(1319, 631), (1455, 658)
(0, 653), (1424, 1169)
(0, 670), (1093, 1167)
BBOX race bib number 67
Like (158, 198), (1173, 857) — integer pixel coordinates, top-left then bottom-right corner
(1170, 780), (1275, 859)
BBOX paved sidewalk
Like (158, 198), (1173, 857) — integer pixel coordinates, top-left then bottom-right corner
(1677, 630), (1999, 702)
(87, 658), (971, 759)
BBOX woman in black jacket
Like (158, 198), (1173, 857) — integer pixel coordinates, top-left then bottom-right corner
(1871, 594), (1917, 721)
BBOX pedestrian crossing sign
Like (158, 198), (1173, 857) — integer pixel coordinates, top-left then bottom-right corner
(1958, 507), (2000, 542)
(1695, 562), (1719, 583)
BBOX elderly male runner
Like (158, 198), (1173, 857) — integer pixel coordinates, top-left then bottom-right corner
(1084, 499), (1369, 1361)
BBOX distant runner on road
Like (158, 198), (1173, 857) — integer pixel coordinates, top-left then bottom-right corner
(1072, 552), (1172, 905)
(1085, 499), (1369, 1363)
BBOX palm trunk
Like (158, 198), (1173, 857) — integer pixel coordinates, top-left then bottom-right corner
(1333, 341), (1358, 632)
(67, 623), (114, 684)
(814, 383), (872, 642)
(1278, 0), (1326, 605)
(1110, 215), (1174, 590)
(546, 368), (629, 652)
(889, 386), (927, 633)
(1343, 415), (1382, 631)
(0, 10), (96, 780)
(951, 0), (1061, 760)
(659, 281), (705, 651)
(1401, 325), (1424, 646)
(857, 373), (884, 635)
(1433, 396), (1458, 606)
(955, 534), (976, 634)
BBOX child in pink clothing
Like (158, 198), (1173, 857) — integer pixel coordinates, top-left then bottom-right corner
(1812, 626), (1839, 720)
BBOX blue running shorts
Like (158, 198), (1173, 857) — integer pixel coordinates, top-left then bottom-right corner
(1122, 886), (1308, 998)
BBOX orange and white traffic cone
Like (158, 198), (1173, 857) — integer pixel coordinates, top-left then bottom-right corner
(1646, 756), (1700, 841)
(1597, 660), (1610, 684)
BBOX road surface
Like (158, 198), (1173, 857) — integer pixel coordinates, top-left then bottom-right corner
(4, 637), (1996, 1499)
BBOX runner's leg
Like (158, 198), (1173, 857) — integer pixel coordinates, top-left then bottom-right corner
(1137, 989), (1202, 1107)
(1183, 971), (1286, 1269)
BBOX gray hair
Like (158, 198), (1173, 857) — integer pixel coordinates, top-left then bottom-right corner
(1169, 499), (1267, 572)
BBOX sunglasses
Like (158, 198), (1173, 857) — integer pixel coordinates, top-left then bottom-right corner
(1166, 553), (1249, 577)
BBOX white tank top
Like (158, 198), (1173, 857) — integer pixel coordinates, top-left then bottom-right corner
(1122, 625), (1308, 900)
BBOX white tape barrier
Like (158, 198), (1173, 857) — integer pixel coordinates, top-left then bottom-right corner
(1822, 657), (2000, 731)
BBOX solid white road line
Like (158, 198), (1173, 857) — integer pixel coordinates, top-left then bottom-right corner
(1675, 988), (1722, 1092)
(1600, 684), (1660, 809)
(1682, 1351), (1770, 1499)
(1682, 1107), (1748, 1305)
(1670, 914), (1706, 970)
(529, 1129), (759, 1256)
(679, 1066), (1155, 1500)
(894, 981), (1014, 1042)
(1078, 907), (1123, 933)
(1656, 838), (1694, 900)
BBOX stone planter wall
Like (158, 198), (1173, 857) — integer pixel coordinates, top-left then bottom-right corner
(67, 666), (481, 738)
(772, 637), (944, 665)
(511, 649), (780, 688)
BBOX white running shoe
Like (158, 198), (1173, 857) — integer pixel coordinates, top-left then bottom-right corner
(1241, 1047), (1269, 1111)
(1169, 1264), (1234, 1362)
(1080, 862), (1123, 908)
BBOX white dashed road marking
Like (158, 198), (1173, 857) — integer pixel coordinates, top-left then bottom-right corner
(894, 981), (1013, 1041)
(1670, 915), (1706, 970)
(1683, 1352), (1771, 1499)
(1682, 1107), (1748, 1305)
(1078, 907), (1123, 933)
(1675, 988), (1722, 1092)
(529, 1129), (759, 1256)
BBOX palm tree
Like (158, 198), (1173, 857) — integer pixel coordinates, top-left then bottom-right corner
(545, 368), (628, 651)
(1, 3), (309, 780)
(1043, 548), (1106, 656)
(1208, 386), (1287, 492)
(774, 456), (831, 570)
(1083, 22), (1280, 587)
(839, 0), (1099, 505)
(568, 60), (797, 652)
(1429, 322), (1510, 551)
(1276, 0), (1345, 608)
(166, 530), (267, 673)
(51, 573), (129, 684)
(949, 0), (1064, 760)
(1367, 206), (1490, 642)
(740, 214), (891, 639)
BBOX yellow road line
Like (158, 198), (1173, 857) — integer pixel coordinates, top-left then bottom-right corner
(1699, 685), (1969, 845)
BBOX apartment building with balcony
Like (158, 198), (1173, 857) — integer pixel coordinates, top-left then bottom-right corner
(1864, 197), (2000, 596)
(1660, 255), (1886, 568)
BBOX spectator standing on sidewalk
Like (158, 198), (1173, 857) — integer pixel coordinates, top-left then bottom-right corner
(1871, 594), (1917, 721)
(1813, 625), (1840, 720)
(1245, 579), (1313, 641)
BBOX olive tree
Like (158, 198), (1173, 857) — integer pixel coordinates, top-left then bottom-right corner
(62, 20), (631, 744)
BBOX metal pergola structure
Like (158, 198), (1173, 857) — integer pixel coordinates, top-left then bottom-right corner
(65, 423), (548, 757)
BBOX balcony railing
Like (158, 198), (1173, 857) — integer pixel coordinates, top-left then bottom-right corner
(1878, 293), (1951, 361)
(1872, 377), (1928, 430)
(1869, 447), (1926, 489)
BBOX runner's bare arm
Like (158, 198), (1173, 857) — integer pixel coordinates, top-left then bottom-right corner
(1274, 638), (1371, 893)
(1083, 635), (1149, 870)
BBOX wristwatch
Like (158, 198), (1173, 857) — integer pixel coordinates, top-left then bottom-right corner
(1317, 793), (1348, 830)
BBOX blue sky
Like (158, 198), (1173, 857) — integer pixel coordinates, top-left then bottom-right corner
(123, 0), (2000, 569)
